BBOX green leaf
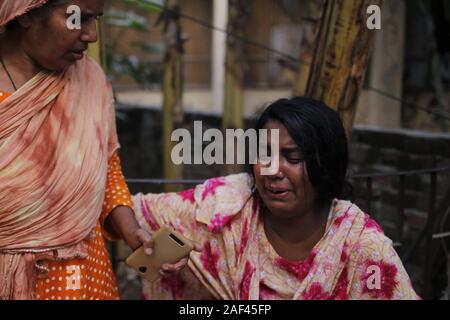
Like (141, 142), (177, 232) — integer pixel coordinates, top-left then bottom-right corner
(130, 42), (165, 54)
(105, 8), (149, 31)
(125, 0), (164, 13)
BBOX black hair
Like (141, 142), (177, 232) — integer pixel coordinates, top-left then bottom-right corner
(254, 96), (350, 205)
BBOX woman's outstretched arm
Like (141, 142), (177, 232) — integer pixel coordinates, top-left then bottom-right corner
(102, 152), (153, 254)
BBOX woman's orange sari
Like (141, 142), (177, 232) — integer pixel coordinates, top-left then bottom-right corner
(0, 55), (120, 299)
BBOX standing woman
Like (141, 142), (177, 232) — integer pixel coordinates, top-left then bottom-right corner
(0, 0), (155, 300)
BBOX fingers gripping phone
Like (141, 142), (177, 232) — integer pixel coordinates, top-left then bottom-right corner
(125, 226), (194, 282)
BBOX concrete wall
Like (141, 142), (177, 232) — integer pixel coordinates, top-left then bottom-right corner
(354, 0), (406, 129)
(349, 124), (450, 296)
(116, 88), (291, 116)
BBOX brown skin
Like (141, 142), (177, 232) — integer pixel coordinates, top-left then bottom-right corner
(0, 0), (104, 89)
(0, 0), (197, 275)
(253, 120), (330, 261)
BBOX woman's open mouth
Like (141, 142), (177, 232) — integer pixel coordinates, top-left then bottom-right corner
(71, 50), (85, 60)
(265, 187), (292, 200)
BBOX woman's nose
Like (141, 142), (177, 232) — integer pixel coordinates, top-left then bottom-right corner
(80, 20), (98, 43)
(267, 167), (285, 180)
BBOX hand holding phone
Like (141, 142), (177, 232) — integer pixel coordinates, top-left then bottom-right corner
(125, 226), (194, 282)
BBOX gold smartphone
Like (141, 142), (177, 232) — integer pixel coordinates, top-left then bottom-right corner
(125, 226), (194, 282)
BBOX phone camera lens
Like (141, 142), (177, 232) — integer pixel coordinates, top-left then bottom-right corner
(139, 266), (147, 273)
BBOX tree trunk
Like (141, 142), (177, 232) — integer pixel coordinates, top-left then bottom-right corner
(162, 0), (184, 191)
(304, 0), (383, 138)
(87, 21), (105, 67)
(223, 0), (249, 175)
(293, 0), (327, 96)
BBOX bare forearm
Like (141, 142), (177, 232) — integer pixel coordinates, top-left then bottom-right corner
(105, 206), (142, 250)
(105, 204), (201, 277)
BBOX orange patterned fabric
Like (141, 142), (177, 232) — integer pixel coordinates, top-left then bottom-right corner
(35, 223), (119, 300)
(101, 152), (134, 240)
(33, 152), (133, 300)
(0, 56), (120, 299)
(0, 90), (10, 102)
(0, 92), (129, 301)
(0, 94), (130, 297)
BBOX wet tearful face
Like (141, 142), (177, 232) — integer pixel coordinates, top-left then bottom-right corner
(253, 120), (318, 219)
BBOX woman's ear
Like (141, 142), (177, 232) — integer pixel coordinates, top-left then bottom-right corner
(16, 14), (33, 28)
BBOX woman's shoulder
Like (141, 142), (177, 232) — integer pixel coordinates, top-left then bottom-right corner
(190, 173), (255, 232)
(70, 55), (109, 86)
(331, 199), (394, 254)
(79, 54), (104, 71)
(195, 173), (254, 207)
(198, 173), (253, 194)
